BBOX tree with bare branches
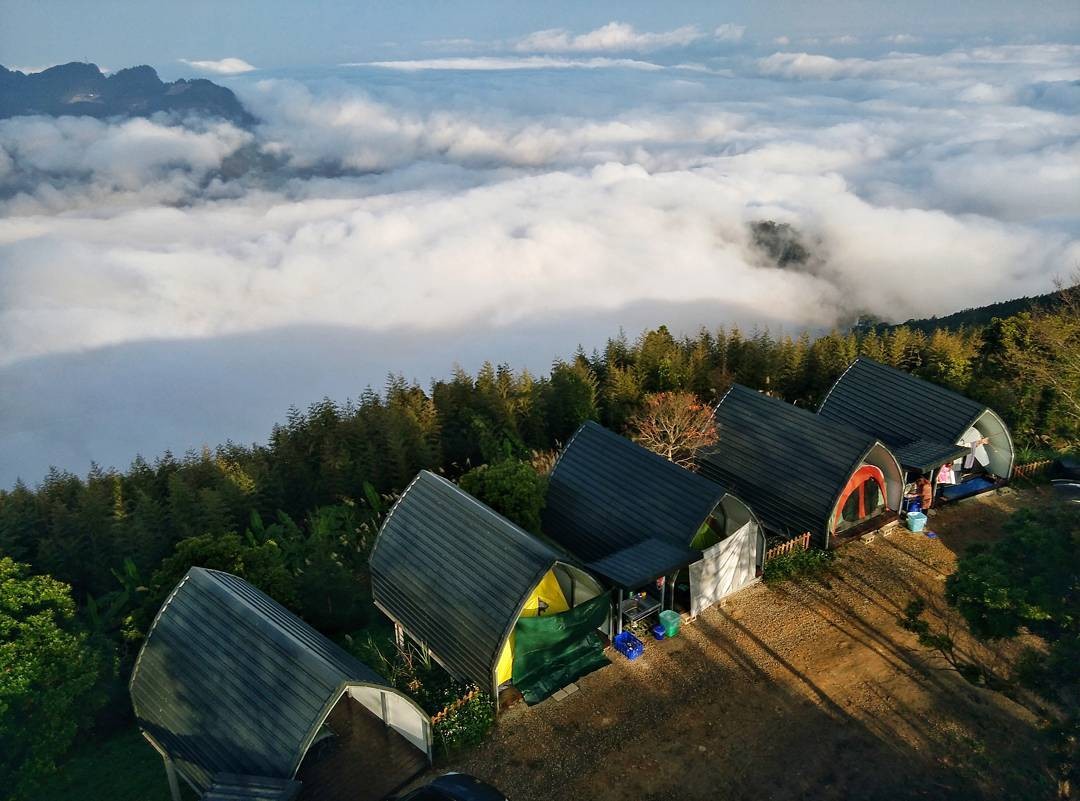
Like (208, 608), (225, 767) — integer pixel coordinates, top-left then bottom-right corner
(627, 391), (718, 468)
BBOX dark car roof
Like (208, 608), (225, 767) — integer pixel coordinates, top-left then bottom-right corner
(397, 773), (506, 801)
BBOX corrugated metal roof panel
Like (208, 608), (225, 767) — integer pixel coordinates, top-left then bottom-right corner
(543, 421), (723, 587)
(202, 774), (302, 801)
(696, 385), (881, 546)
(818, 358), (991, 469)
(369, 471), (559, 692)
(585, 537), (702, 588)
(129, 568), (392, 795)
(892, 439), (970, 472)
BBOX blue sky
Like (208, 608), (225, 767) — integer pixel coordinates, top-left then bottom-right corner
(3, 0), (1078, 70)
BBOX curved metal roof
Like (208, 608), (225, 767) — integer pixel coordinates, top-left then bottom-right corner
(544, 421), (734, 587)
(369, 471), (561, 692)
(129, 568), (416, 795)
(697, 385), (891, 546)
(818, 357), (999, 470)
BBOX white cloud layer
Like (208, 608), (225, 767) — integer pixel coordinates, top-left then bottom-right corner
(514, 22), (704, 52)
(511, 21), (744, 53)
(1, 40), (1078, 482)
(883, 34), (921, 45)
(355, 56), (665, 72)
(179, 57), (257, 75)
(759, 44), (1080, 82)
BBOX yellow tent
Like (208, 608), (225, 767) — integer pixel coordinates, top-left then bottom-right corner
(495, 569), (570, 685)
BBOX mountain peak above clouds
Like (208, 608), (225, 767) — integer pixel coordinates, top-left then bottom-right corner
(0, 62), (255, 125)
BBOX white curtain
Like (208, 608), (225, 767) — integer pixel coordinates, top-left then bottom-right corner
(689, 521), (759, 617)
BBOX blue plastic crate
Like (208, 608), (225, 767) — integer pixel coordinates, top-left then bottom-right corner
(613, 631), (644, 660)
(651, 623), (666, 641)
(906, 511), (928, 532)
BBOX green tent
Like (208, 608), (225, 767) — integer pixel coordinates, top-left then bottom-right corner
(511, 593), (611, 704)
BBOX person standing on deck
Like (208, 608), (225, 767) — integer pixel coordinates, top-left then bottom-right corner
(916, 474), (933, 511)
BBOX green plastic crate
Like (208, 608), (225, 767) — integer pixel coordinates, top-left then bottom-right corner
(659, 609), (681, 638)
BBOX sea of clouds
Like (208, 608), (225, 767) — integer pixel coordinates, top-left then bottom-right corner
(2, 24), (1079, 484)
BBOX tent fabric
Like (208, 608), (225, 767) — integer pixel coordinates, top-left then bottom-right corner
(960, 427), (991, 467)
(495, 568), (570, 685)
(129, 568), (424, 795)
(833, 464), (886, 527)
(511, 593), (611, 704)
(370, 471), (564, 694)
(818, 357), (998, 471)
(544, 421), (727, 587)
(940, 476), (998, 501)
(697, 384), (887, 547)
(689, 522), (757, 617)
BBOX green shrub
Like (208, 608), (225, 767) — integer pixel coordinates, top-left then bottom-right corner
(763, 547), (834, 585)
(946, 505), (1078, 641)
(344, 624), (474, 717)
(433, 690), (494, 756)
(459, 458), (547, 533)
(0, 558), (113, 798)
(1013, 444), (1061, 465)
(140, 532), (297, 629)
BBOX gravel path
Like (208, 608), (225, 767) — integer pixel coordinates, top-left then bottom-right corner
(429, 488), (1053, 800)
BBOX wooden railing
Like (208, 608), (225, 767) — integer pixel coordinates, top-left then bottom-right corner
(765, 531), (811, 561)
(431, 686), (481, 725)
(1013, 460), (1053, 480)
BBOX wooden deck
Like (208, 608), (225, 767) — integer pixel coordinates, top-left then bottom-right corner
(296, 696), (428, 801)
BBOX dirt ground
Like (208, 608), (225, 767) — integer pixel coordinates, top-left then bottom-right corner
(426, 486), (1059, 801)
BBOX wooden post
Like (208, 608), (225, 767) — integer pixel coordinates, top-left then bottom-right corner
(162, 754), (182, 801)
(142, 732), (182, 801)
(394, 621), (404, 650)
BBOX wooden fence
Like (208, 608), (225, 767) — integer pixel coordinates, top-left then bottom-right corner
(1013, 459), (1053, 480)
(431, 686), (481, 725)
(765, 531), (811, 561)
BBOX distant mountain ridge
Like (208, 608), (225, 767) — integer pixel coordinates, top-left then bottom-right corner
(0, 62), (254, 125)
(866, 289), (1066, 335)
